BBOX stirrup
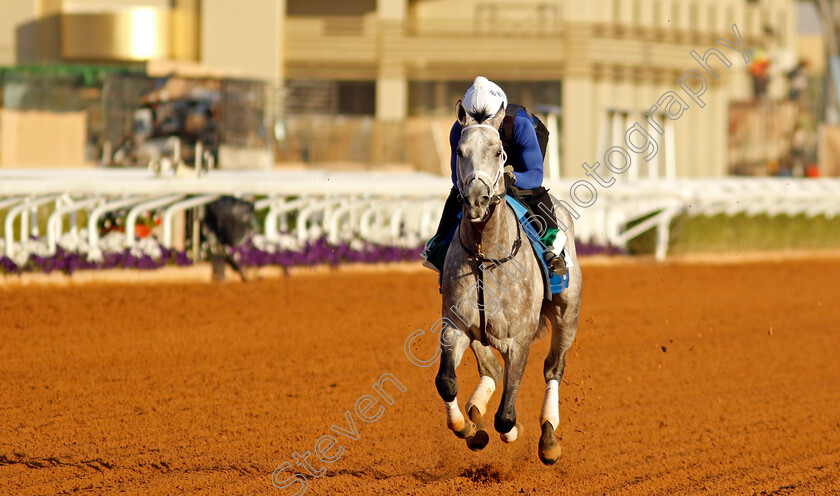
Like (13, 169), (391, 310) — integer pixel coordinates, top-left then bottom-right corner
(543, 251), (567, 277)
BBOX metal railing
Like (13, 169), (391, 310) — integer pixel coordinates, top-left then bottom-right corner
(2, 168), (840, 268)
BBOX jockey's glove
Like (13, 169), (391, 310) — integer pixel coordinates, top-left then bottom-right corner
(504, 171), (516, 189)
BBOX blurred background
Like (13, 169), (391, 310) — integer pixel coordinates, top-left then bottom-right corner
(0, 0), (835, 176)
(2, 0), (840, 275)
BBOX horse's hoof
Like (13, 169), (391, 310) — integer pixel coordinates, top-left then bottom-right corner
(538, 420), (562, 465)
(454, 421), (477, 439)
(466, 430), (490, 451)
(500, 422), (523, 443)
(468, 405), (485, 428)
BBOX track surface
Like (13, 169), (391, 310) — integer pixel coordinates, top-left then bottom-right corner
(1, 260), (839, 495)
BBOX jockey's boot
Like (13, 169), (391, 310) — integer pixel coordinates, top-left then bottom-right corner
(422, 187), (461, 274)
(543, 249), (567, 277)
(540, 228), (567, 277)
(421, 235), (448, 273)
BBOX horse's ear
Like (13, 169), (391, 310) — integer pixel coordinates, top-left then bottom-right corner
(488, 103), (506, 130)
(456, 99), (473, 127)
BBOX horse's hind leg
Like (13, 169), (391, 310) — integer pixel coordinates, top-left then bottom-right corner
(435, 326), (482, 443)
(538, 296), (581, 465)
(464, 342), (502, 451)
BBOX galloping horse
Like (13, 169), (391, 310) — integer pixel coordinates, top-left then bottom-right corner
(435, 101), (583, 465)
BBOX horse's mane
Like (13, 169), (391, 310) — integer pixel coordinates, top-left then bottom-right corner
(467, 106), (494, 125)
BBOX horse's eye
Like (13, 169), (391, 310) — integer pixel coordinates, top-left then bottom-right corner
(495, 149), (502, 157)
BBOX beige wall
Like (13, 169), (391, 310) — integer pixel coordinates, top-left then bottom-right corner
(0, 0), (178, 64)
(200, 0), (285, 82)
(0, 0), (40, 65)
(1, 0), (202, 64)
(798, 35), (825, 74)
(0, 109), (88, 168)
(61, 0), (169, 12)
(409, 0), (565, 19)
(61, 9), (171, 61)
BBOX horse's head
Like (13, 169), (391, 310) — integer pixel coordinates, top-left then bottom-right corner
(455, 100), (507, 223)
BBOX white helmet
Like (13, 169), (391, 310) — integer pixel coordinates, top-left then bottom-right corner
(462, 76), (507, 115)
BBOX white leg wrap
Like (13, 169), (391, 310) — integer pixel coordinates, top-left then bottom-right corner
(445, 399), (465, 431)
(465, 376), (496, 417)
(500, 425), (519, 443)
(540, 379), (560, 430)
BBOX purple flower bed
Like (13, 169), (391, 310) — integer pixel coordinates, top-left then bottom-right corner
(574, 240), (625, 256)
(0, 237), (620, 276)
(0, 246), (192, 276)
(0, 237), (424, 276)
(229, 237), (425, 269)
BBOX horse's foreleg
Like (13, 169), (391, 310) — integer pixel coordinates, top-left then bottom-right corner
(466, 341), (501, 418)
(461, 342), (501, 451)
(495, 344), (529, 443)
(539, 297), (580, 465)
(435, 325), (475, 439)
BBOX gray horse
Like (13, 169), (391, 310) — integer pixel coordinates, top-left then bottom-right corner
(434, 101), (582, 465)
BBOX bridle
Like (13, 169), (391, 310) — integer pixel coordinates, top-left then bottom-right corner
(456, 124), (507, 205)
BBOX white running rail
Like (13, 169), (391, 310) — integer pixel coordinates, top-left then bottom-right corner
(2, 168), (840, 265)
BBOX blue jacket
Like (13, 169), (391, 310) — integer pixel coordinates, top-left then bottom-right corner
(449, 108), (544, 190)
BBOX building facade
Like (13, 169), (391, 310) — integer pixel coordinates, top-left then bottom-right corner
(1, 0), (799, 176)
(285, 0), (797, 177)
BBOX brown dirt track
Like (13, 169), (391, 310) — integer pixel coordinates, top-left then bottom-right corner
(2, 258), (840, 495)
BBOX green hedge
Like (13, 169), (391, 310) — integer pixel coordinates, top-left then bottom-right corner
(627, 213), (840, 255)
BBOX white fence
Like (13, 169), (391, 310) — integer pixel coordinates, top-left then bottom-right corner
(2, 169), (840, 269)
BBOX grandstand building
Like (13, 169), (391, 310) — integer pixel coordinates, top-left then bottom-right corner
(0, 0), (800, 176)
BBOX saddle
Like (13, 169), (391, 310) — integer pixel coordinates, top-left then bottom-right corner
(504, 196), (569, 300)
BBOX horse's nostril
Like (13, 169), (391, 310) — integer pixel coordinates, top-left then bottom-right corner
(481, 195), (489, 202)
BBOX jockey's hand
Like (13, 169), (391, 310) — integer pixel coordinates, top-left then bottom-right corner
(504, 171), (516, 189)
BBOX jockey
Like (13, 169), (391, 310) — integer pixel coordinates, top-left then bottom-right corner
(422, 76), (567, 276)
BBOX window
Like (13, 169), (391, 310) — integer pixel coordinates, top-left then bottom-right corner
(287, 0), (375, 16)
(338, 81), (375, 116)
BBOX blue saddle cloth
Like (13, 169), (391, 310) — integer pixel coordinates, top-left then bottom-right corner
(504, 196), (569, 299)
(441, 197), (568, 300)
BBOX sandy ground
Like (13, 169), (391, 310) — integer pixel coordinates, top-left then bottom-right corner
(1, 259), (839, 495)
